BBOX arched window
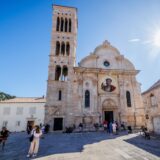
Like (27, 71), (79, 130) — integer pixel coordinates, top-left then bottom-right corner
(62, 66), (68, 81)
(58, 90), (62, 101)
(61, 42), (65, 55)
(85, 90), (90, 108)
(56, 17), (60, 31)
(55, 41), (60, 56)
(126, 91), (131, 107)
(66, 42), (70, 56)
(65, 18), (68, 32)
(69, 19), (72, 32)
(55, 65), (61, 81)
(61, 18), (64, 32)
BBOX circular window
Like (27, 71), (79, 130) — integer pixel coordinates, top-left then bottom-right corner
(103, 61), (110, 67)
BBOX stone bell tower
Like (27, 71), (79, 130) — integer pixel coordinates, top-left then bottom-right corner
(45, 5), (78, 131)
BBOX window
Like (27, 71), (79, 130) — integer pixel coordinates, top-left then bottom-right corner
(3, 107), (11, 115)
(16, 107), (23, 115)
(56, 41), (60, 56)
(61, 17), (64, 32)
(65, 18), (68, 32)
(126, 91), (131, 107)
(55, 65), (61, 81)
(150, 94), (157, 106)
(58, 90), (62, 101)
(56, 17), (60, 31)
(61, 42), (65, 55)
(85, 90), (90, 108)
(3, 121), (8, 127)
(16, 121), (21, 127)
(62, 66), (68, 81)
(66, 42), (70, 56)
(103, 60), (110, 67)
(29, 107), (36, 114)
(69, 19), (72, 32)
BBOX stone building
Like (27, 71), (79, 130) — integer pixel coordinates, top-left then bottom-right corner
(45, 5), (145, 131)
(0, 97), (45, 132)
(142, 80), (160, 134)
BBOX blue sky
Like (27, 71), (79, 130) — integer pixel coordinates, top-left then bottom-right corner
(0, 0), (160, 97)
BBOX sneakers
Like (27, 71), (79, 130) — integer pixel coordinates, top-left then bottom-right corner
(26, 153), (37, 158)
(32, 154), (37, 158)
(26, 154), (30, 158)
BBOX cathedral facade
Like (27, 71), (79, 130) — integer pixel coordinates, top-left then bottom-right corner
(45, 5), (145, 131)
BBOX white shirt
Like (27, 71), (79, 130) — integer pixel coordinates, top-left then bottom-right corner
(31, 129), (42, 139)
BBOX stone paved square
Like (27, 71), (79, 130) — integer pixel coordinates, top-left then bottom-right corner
(0, 131), (160, 160)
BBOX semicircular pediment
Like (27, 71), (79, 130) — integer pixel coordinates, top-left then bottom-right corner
(79, 40), (135, 71)
(102, 99), (117, 109)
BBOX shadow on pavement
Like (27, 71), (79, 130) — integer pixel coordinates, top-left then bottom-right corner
(124, 134), (160, 157)
(0, 131), (127, 160)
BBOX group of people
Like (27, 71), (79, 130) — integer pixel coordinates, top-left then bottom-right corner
(78, 121), (126, 134)
(102, 121), (134, 134)
(0, 123), (49, 157)
(27, 123), (50, 135)
(103, 120), (119, 134)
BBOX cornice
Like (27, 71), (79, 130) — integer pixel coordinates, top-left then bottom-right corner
(74, 67), (139, 75)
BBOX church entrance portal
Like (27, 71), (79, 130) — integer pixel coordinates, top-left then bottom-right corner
(53, 118), (63, 131)
(104, 111), (114, 123)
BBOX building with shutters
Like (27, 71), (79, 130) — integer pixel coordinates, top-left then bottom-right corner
(0, 97), (45, 132)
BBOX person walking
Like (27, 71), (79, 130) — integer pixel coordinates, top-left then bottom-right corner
(109, 122), (113, 134)
(27, 125), (42, 158)
(103, 120), (108, 132)
(115, 121), (119, 135)
(27, 123), (32, 135)
(112, 122), (117, 134)
(78, 123), (83, 132)
(0, 127), (9, 150)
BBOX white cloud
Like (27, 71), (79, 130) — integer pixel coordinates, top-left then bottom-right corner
(128, 38), (140, 42)
(142, 40), (152, 44)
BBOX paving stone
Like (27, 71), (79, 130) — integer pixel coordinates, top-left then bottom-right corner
(0, 132), (160, 160)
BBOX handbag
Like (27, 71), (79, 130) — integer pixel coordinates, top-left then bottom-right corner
(29, 134), (34, 142)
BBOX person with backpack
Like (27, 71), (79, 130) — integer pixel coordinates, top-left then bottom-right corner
(27, 125), (42, 158)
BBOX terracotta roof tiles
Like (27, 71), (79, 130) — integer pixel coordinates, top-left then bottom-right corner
(0, 97), (46, 103)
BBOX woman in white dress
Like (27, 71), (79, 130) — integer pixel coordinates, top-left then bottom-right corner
(27, 125), (42, 158)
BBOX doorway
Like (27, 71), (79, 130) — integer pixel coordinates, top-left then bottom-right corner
(27, 120), (34, 133)
(27, 120), (34, 128)
(104, 111), (114, 123)
(53, 118), (63, 131)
